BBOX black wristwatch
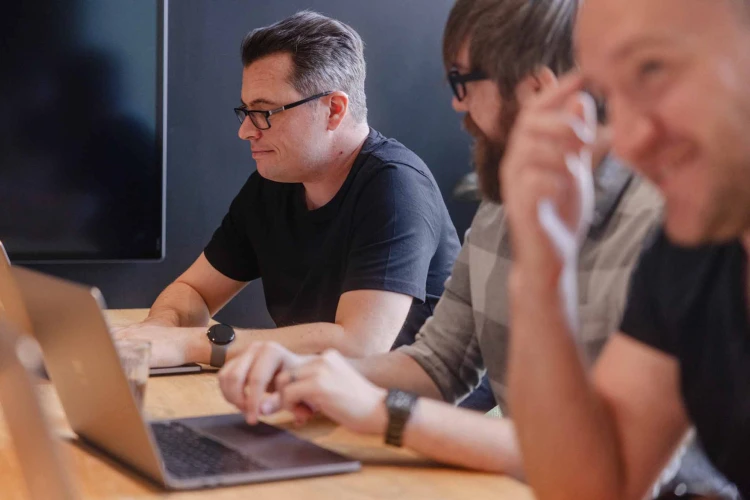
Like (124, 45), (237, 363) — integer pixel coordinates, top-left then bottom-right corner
(384, 389), (419, 447)
(206, 324), (235, 368)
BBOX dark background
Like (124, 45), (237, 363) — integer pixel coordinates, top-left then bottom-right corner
(32, 0), (477, 327)
(0, 1), (162, 261)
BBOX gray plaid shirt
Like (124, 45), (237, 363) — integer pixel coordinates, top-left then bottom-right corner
(399, 157), (663, 413)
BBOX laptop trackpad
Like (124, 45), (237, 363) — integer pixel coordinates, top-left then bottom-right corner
(178, 414), (345, 468)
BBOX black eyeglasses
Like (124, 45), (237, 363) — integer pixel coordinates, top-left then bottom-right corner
(448, 68), (488, 101)
(233, 91), (334, 130)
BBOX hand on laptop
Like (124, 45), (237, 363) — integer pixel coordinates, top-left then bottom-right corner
(219, 343), (387, 435)
(219, 341), (312, 423)
(274, 349), (388, 434)
(113, 323), (207, 368)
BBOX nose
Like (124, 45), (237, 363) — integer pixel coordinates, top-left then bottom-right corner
(452, 95), (469, 113)
(609, 96), (659, 170)
(238, 115), (262, 141)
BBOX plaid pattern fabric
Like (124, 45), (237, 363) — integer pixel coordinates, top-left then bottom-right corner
(398, 156), (663, 413)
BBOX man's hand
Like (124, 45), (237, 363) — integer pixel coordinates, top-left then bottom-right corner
(218, 342), (312, 423)
(501, 73), (591, 293)
(114, 323), (206, 367)
(274, 349), (388, 435)
(219, 343), (387, 435)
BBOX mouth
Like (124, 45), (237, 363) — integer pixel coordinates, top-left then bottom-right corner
(644, 146), (698, 189)
(251, 149), (274, 158)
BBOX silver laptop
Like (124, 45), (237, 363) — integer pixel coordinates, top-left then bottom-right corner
(11, 266), (360, 490)
(0, 317), (78, 500)
(0, 242), (34, 335)
(0, 241), (202, 378)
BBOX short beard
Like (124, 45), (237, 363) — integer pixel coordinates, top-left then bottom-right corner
(463, 99), (520, 204)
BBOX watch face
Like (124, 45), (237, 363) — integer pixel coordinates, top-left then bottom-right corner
(387, 389), (417, 416)
(207, 324), (235, 346)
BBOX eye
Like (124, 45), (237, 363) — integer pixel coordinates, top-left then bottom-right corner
(637, 59), (664, 80)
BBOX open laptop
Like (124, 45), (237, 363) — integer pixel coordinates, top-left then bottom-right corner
(0, 242), (34, 335)
(0, 317), (78, 500)
(11, 266), (360, 490)
(0, 240), (202, 377)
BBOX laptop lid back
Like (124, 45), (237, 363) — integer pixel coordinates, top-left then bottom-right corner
(11, 266), (166, 485)
(0, 242), (33, 334)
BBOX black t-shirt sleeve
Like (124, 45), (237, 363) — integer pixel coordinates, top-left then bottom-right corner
(619, 229), (675, 355)
(342, 165), (441, 302)
(203, 177), (260, 282)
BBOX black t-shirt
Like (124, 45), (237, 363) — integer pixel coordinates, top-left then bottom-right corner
(204, 128), (460, 348)
(620, 228), (750, 496)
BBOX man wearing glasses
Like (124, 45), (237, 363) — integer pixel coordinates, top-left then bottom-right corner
(118, 11), (460, 369)
(216, 0), (731, 495)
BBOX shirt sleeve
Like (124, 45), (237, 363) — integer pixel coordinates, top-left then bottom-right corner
(341, 166), (441, 302)
(203, 177), (260, 282)
(397, 235), (485, 404)
(619, 229), (674, 355)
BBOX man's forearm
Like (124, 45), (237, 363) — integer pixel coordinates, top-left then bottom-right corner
(508, 278), (624, 499)
(186, 322), (390, 364)
(349, 351), (443, 400)
(399, 400), (524, 477)
(146, 282), (211, 327)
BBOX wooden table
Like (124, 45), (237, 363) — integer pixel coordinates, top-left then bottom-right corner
(0, 309), (534, 499)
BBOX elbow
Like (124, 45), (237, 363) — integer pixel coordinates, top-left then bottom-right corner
(333, 337), (380, 358)
(330, 327), (392, 358)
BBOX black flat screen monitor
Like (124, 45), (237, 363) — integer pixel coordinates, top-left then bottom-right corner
(0, 0), (167, 262)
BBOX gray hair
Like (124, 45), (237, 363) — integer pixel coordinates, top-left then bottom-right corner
(241, 11), (368, 123)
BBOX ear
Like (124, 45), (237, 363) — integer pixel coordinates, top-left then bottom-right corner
(325, 91), (350, 131)
(514, 66), (558, 104)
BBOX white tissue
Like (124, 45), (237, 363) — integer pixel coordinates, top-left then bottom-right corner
(536, 92), (597, 332)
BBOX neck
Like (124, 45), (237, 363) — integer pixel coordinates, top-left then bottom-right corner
(303, 123), (370, 210)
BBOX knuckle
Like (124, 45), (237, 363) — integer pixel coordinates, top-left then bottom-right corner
(321, 348), (339, 361)
(311, 369), (326, 384)
(257, 341), (273, 354)
(219, 370), (237, 386)
(246, 373), (265, 388)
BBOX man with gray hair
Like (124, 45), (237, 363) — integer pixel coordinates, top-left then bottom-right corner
(119, 11), (460, 369)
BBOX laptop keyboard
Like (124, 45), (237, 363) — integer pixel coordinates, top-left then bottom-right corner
(151, 421), (268, 479)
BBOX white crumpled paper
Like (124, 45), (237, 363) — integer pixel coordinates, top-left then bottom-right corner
(536, 92), (597, 332)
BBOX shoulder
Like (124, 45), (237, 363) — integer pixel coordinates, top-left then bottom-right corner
(461, 201), (513, 263)
(608, 174), (663, 246)
(471, 201), (505, 229)
(585, 174), (663, 271)
(360, 130), (438, 188)
(637, 228), (726, 287)
(625, 227), (735, 320)
(618, 174), (664, 219)
(466, 201), (506, 244)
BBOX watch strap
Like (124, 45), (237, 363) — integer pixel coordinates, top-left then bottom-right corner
(206, 324), (234, 368)
(385, 389), (418, 447)
(209, 343), (228, 368)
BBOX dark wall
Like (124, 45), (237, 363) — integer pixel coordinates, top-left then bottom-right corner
(35, 0), (477, 327)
